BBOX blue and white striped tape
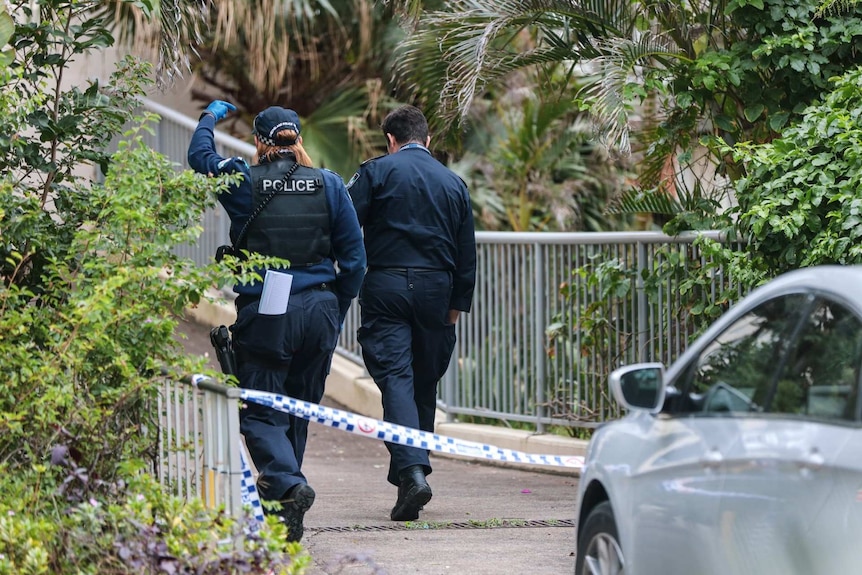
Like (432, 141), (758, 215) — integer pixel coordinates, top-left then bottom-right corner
(232, 389), (583, 526)
(239, 446), (265, 525)
(239, 389), (586, 470)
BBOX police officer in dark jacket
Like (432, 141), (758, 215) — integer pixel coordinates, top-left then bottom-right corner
(347, 105), (476, 521)
(188, 100), (366, 541)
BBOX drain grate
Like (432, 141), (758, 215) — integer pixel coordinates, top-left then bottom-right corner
(310, 518), (576, 533)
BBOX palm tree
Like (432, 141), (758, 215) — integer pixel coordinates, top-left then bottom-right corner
(392, 0), (706, 228)
(394, 0), (648, 149)
(395, 0), (862, 229)
(454, 69), (632, 231)
(94, 0), (210, 88)
(98, 0), (404, 177)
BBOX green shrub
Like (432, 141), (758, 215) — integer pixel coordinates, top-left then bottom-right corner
(0, 465), (308, 574)
(729, 64), (862, 275)
(0, 1), (304, 571)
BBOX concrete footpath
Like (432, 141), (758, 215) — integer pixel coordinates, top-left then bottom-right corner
(176, 310), (582, 575)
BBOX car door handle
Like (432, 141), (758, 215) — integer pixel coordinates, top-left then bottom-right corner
(799, 448), (824, 472)
(701, 448), (723, 469)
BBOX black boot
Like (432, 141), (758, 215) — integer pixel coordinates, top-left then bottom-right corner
(277, 483), (316, 542)
(391, 464), (432, 521)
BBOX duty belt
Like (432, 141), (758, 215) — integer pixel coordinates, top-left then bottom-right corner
(235, 283), (332, 311)
(368, 266), (449, 272)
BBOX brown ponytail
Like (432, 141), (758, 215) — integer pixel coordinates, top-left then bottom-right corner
(254, 129), (314, 167)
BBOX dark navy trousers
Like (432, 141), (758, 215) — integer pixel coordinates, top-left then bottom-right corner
(231, 287), (340, 501)
(358, 268), (457, 485)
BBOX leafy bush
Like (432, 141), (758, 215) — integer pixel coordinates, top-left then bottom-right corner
(728, 64), (862, 275)
(0, 465), (308, 574)
(558, 64), (862, 421)
(0, 0), (303, 572)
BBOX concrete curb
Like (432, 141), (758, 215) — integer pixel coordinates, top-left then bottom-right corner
(186, 289), (588, 475)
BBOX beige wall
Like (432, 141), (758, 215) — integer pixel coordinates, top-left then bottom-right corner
(67, 45), (203, 119)
(64, 46), (210, 181)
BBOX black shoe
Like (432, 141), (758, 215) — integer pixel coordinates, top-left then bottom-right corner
(390, 465), (432, 521)
(278, 483), (316, 542)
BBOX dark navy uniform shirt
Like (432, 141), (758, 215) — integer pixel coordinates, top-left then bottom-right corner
(187, 114), (366, 320)
(347, 144), (477, 312)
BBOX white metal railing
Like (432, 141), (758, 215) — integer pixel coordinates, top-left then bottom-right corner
(157, 375), (244, 517)
(140, 99), (740, 432)
(442, 231), (738, 431)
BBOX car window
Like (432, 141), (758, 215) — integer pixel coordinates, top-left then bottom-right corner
(675, 294), (812, 414)
(769, 298), (862, 421)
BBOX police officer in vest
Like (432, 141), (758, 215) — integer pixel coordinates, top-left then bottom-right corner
(188, 100), (366, 542)
(347, 105), (477, 521)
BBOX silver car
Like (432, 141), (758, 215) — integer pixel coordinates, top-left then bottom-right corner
(575, 265), (862, 575)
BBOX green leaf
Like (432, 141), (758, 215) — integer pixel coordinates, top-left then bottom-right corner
(768, 112), (790, 132)
(0, 10), (13, 48)
(132, 0), (154, 17)
(715, 115), (735, 132)
(842, 216), (861, 230)
(0, 48), (13, 67)
(744, 105), (765, 123)
(789, 56), (806, 72)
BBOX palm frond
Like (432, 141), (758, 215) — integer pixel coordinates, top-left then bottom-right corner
(607, 187), (681, 215)
(94, 0), (210, 87)
(469, 83), (628, 231)
(395, 0), (641, 138)
(207, 0), (350, 96)
(815, 0), (860, 16)
(157, 0), (211, 84)
(578, 32), (685, 153)
(301, 82), (393, 178)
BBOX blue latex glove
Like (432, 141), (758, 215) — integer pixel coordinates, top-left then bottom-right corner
(205, 100), (236, 122)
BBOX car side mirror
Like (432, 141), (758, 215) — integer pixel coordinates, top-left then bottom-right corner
(609, 363), (666, 414)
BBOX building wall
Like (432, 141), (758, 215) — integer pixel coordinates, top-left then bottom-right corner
(65, 45), (210, 180)
(67, 45), (202, 117)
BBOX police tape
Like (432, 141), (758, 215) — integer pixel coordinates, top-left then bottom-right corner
(240, 446), (266, 526)
(239, 388), (586, 470)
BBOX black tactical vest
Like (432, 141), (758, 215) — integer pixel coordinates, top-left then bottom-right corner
(243, 157), (331, 267)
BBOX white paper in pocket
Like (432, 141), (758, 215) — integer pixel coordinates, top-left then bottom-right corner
(259, 270), (293, 315)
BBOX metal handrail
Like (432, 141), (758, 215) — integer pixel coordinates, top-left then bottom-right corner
(157, 375), (244, 518)
(138, 98), (740, 431)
